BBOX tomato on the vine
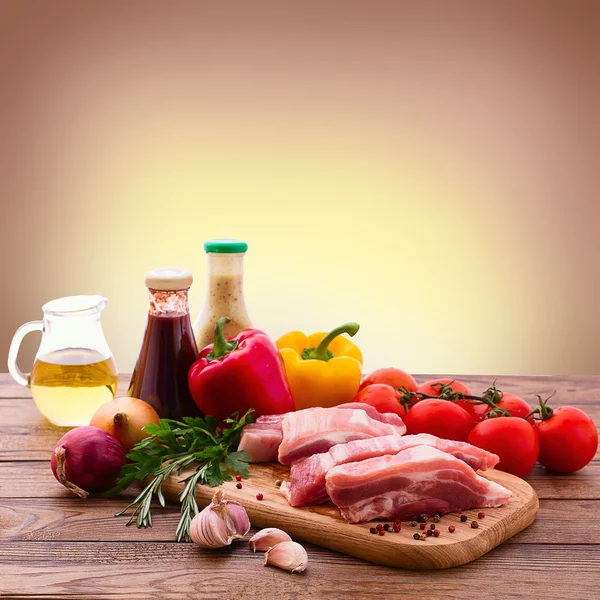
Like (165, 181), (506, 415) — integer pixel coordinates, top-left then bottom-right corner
(360, 368), (417, 393)
(477, 393), (534, 423)
(468, 417), (539, 478)
(416, 378), (485, 420)
(534, 404), (598, 473)
(403, 399), (474, 441)
(352, 384), (406, 418)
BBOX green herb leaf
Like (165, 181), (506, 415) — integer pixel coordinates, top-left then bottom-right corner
(110, 409), (254, 540)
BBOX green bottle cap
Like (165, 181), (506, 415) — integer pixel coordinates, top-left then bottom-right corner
(203, 239), (248, 254)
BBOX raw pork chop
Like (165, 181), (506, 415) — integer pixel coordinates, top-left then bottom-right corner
(281, 434), (499, 507)
(325, 445), (511, 523)
(239, 405), (405, 463)
(278, 408), (406, 465)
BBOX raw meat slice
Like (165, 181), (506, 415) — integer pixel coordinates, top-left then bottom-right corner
(239, 406), (405, 463)
(281, 434), (499, 507)
(325, 445), (511, 523)
(278, 408), (406, 465)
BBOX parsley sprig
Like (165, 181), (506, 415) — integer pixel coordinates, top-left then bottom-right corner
(106, 410), (253, 542)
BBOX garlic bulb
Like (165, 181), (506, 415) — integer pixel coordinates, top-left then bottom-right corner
(249, 528), (292, 552)
(264, 541), (308, 573)
(190, 489), (251, 549)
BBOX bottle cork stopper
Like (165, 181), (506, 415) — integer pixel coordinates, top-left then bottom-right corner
(144, 267), (193, 291)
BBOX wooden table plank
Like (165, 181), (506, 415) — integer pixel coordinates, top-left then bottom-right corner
(2, 397), (598, 462)
(1, 497), (598, 545)
(1, 461), (599, 500)
(0, 541), (598, 600)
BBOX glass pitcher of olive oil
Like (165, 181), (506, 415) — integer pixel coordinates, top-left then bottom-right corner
(8, 295), (118, 426)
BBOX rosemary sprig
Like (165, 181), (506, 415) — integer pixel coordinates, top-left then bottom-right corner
(106, 410), (254, 542)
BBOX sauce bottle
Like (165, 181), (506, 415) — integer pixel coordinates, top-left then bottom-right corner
(128, 268), (202, 419)
(193, 239), (253, 352)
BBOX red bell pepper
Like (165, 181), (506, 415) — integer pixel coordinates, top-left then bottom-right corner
(188, 317), (295, 421)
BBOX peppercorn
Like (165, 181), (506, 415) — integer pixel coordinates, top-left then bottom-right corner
(478, 512), (485, 519)
(417, 515), (426, 523)
(426, 529), (433, 536)
(433, 529), (440, 537)
(236, 482), (242, 489)
(411, 521), (417, 527)
(419, 523), (426, 530)
(419, 534), (427, 541)
(378, 530), (385, 536)
(448, 525), (456, 533)
(471, 521), (479, 529)
(394, 520), (401, 525)
(370, 527), (377, 534)
(275, 480), (282, 487)
(413, 533), (420, 540)
(376, 524), (383, 531)
(393, 525), (401, 533)
(256, 493), (263, 501)
(429, 523), (436, 530)
(235, 475), (242, 482)
(433, 514), (441, 523)
(460, 515), (468, 522)
(383, 524), (391, 531)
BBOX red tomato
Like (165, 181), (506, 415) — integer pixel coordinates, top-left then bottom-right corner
(468, 417), (539, 478)
(403, 399), (474, 441)
(535, 407), (598, 473)
(360, 368), (418, 393)
(353, 384), (406, 418)
(417, 378), (472, 398)
(492, 393), (533, 423)
(416, 378), (483, 420)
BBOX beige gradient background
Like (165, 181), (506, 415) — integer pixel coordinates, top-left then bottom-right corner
(1, 0), (599, 379)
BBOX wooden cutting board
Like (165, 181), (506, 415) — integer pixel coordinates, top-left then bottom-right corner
(162, 463), (538, 570)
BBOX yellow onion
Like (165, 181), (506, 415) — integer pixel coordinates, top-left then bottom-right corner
(90, 397), (160, 452)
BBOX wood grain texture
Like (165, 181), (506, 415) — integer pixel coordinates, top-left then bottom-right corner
(1, 497), (597, 544)
(1, 373), (599, 598)
(0, 542), (598, 600)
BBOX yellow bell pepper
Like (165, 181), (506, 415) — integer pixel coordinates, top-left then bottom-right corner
(276, 322), (363, 410)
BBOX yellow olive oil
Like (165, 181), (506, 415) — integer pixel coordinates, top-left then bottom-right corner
(30, 348), (118, 426)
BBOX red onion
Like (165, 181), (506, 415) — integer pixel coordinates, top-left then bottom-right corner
(50, 426), (126, 498)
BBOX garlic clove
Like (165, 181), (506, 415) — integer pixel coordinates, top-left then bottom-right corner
(189, 489), (251, 549)
(224, 500), (251, 538)
(249, 528), (292, 552)
(264, 541), (308, 574)
(190, 504), (230, 548)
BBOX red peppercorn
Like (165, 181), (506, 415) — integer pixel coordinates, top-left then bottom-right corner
(376, 524), (383, 531)
(419, 523), (426, 530)
(478, 512), (485, 519)
(236, 482), (242, 489)
(471, 521), (479, 529)
(448, 525), (456, 533)
(433, 529), (440, 537)
(378, 530), (385, 536)
(256, 493), (263, 501)
(394, 520), (401, 525)
(235, 475), (242, 482)
(393, 525), (401, 533)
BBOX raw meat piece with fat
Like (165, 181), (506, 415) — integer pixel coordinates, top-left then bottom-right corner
(239, 405), (405, 463)
(281, 433), (499, 507)
(325, 445), (511, 523)
(278, 408), (406, 465)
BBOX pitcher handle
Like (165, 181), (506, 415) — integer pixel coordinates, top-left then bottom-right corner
(8, 320), (44, 387)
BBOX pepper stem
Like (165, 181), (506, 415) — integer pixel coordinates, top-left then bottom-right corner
(302, 322), (360, 362)
(206, 317), (239, 362)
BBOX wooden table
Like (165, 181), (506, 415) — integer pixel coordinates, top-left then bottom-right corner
(1, 374), (599, 599)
